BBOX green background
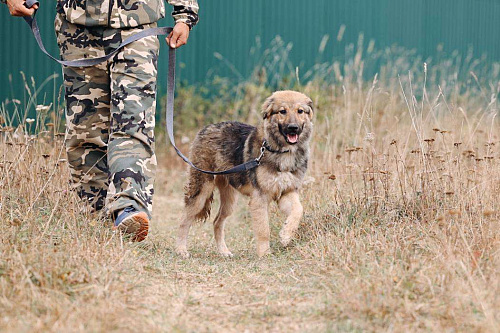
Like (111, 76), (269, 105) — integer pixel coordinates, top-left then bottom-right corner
(1, 0), (499, 103)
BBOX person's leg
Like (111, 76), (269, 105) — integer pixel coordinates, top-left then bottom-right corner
(55, 14), (111, 212)
(105, 24), (160, 220)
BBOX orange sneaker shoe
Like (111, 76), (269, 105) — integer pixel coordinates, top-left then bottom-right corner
(113, 207), (149, 242)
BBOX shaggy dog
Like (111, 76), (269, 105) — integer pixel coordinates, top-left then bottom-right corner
(176, 90), (314, 257)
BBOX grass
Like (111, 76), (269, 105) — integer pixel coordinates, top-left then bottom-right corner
(0, 37), (499, 331)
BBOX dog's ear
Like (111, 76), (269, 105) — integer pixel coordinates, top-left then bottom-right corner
(306, 97), (314, 117)
(261, 97), (274, 119)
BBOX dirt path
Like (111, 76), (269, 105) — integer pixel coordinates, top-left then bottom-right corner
(135, 166), (330, 332)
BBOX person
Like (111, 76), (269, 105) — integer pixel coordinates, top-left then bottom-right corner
(4, 0), (199, 241)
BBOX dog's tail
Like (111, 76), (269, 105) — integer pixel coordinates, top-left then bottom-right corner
(194, 192), (213, 222)
(184, 171), (215, 223)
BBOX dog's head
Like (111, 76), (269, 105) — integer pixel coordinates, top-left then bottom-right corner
(261, 90), (314, 146)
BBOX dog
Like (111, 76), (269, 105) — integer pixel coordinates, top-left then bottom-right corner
(175, 90), (314, 258)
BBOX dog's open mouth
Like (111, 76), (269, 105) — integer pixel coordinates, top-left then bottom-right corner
(286, 133), (299, 144)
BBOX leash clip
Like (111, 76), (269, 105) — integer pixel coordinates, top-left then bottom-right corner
(256, 144), (266, 165)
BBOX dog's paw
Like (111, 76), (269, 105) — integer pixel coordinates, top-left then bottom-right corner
(257, 250), (271, 258)
(176, 248), (190, 259)
(280, 237), (292, 247)
(256, 245), (272, 258)
(279, 231), (293, 247)
(218, 250), (234, 258)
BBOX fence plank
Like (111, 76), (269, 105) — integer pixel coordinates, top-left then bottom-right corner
(1, 0), (499, 105)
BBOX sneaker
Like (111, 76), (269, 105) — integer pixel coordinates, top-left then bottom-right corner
(113, 207), (149, 242)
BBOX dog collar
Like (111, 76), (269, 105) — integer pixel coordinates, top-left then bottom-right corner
(262, 140), (290, 154)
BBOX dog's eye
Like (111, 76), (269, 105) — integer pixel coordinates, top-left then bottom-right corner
(279, 109), (287, 114)
(298, 109), (304, 114)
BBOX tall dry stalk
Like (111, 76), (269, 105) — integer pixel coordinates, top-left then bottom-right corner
(1, 38), (499, 331)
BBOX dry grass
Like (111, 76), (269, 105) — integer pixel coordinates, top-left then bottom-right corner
(1, 41), (499, 332)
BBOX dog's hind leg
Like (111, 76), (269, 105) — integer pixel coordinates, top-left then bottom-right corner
(277, 191), (303, 247)
(176, 172), (215, 258)
(213, 176), (238, 257)
(249, 191), (271, 258)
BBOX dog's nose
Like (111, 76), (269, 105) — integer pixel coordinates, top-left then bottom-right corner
(287, 124), (299, 132)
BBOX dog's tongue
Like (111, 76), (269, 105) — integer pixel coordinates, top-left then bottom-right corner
(287, 134), (298, 143)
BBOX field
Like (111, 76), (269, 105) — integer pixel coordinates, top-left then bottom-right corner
(1, 40), (499, 332)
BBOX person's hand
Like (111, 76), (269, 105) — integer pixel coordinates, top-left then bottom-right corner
(6, 0), (38, 16)
(166, 22), (190, 49)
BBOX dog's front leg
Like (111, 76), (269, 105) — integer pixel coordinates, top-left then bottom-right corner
(278, 191), (303, 247)
(249, 191), (271, 257)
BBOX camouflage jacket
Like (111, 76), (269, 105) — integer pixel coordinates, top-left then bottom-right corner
(56, 0), (199, 29)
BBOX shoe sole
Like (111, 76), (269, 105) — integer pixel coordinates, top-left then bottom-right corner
(114, 212), (149, 242)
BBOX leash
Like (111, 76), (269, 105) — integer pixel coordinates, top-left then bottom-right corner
(22, 0), (264, 175)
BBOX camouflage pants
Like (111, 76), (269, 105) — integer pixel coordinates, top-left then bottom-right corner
(55, 14), (159, 219)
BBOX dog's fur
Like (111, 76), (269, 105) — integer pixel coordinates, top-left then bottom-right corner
(176, 91), (314, 258)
